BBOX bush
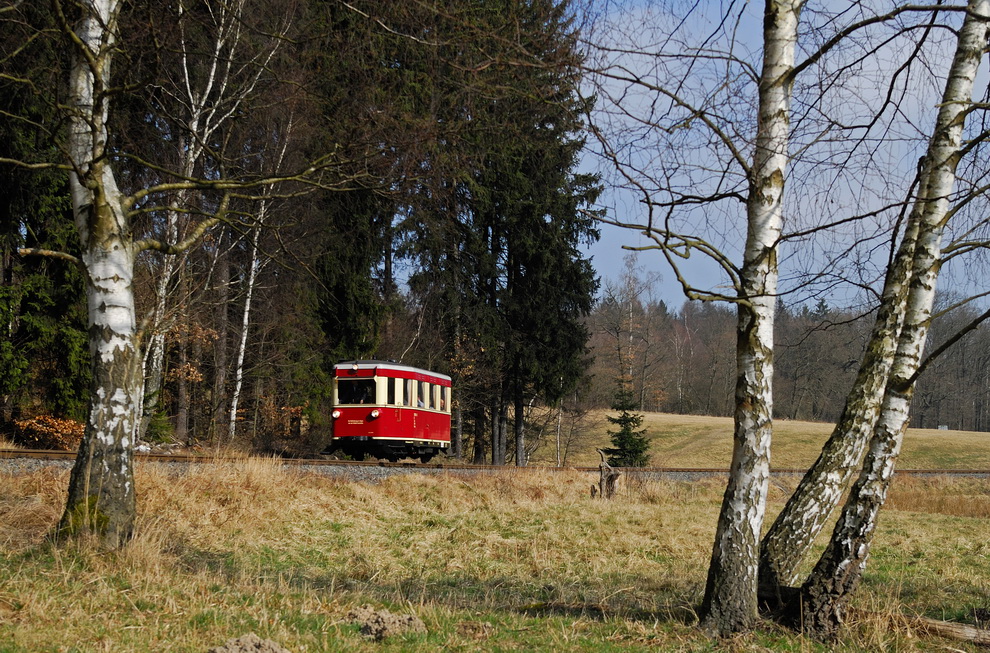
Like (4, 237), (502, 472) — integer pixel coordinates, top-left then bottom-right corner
(13, 415), (85, 450)
(145, 412), (175, 444)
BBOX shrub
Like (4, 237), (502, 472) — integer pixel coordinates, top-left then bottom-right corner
(13, 415), (85, 450)
(145, 412), (174, 444)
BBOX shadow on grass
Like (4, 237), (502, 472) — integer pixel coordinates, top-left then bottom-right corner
(166, 539), (705, 632)
(517, 600), (698, 626)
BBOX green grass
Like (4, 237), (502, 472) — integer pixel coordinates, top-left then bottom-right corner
(2, 459), (990, 651)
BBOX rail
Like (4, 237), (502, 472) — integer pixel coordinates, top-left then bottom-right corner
(2, 448), (987, 477)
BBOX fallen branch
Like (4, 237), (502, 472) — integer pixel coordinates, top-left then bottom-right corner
(906, 615), (990, 647)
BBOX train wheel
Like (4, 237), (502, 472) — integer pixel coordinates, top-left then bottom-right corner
(419, 452), (435, 463)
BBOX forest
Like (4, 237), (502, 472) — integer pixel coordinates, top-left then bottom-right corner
(5, 0), (989, 472)
(0, 0), (603, 467)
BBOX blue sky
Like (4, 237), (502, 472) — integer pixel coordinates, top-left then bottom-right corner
(578, 0), (990, 314)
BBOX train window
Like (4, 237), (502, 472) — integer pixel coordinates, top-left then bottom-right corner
(387, 378), (396, 405)
(406, 379), (414, 406)
(417, 381), (426, 407)
(338, 379), (376, 404)
(439, 387), (448, 412)
(429, 384), (437, 409)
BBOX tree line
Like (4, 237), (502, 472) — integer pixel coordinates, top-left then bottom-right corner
(586, 256), (990, 433)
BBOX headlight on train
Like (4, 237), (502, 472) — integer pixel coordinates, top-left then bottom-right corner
(370, 409), (380, 418)
(331, 409), (341, 419)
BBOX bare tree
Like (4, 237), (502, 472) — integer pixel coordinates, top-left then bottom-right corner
(794, 1), (990, 634)
(587, 0), (802, 632)
(139, 0), (289, 443)
(4, 0), (335, 548)
(581, 0), (988, 636)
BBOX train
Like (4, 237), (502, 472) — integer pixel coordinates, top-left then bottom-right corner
(323, 360), (452, 462)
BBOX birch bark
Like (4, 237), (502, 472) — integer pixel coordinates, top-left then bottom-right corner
(758, 197), (919, 592)
(139, 0), (282, 442)
(226, 118), (291, 441)
(798, 1), (990, 634)
(56, 0), (139, 548)
(698, 0), (800, 635)
(228, 223), (263, 440)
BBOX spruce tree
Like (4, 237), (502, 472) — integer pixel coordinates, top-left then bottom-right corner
(602, 388), (650, 467)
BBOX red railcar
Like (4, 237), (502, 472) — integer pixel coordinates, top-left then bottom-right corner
(324, 360), (451, 462)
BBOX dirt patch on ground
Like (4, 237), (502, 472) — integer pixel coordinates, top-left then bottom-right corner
(347, 604), (428, 641)
(207, 633), (291, 653)
(456, 620), (495, 640)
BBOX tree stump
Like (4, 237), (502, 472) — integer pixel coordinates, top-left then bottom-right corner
(592, 448), (621, 499)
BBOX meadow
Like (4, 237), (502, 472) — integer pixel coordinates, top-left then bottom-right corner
(2, 423), (990, 651)
(532, 411), (990, 470)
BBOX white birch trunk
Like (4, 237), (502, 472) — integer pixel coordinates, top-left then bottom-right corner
(139, 0), (282, 442)
(699, 0), (800, 635)
(228, 223), (263, 441)
(798, 2), (990, 634)
(758, 200), (920, 591)
(225, 116), (291, 442)
(58, 0), (140, 548)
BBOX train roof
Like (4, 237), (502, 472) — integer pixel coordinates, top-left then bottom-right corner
(333, 360), (452, 382)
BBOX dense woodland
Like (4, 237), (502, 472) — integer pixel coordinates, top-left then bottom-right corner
(1, 0), (602, 465)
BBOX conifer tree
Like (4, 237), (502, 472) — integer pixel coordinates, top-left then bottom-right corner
(602, 387), (650, 466)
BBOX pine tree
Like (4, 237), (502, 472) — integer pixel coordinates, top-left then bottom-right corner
(602, 388), (650, 467)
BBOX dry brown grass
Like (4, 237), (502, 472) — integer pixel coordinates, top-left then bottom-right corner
(2, 461), (989, 651)
(888, 476), (990, 518)
(531, 410), (990, 471)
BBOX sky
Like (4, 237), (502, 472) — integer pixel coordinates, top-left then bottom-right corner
(577, 0), (990, 314)
(580, 194), (722, 309)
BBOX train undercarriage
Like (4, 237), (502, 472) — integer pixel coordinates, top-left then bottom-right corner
(324, 436), (446, 463)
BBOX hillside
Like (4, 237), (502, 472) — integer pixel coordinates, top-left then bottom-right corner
(529, 411), (990, 471)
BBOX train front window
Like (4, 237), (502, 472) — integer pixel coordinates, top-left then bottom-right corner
(337, 379), (376, 404)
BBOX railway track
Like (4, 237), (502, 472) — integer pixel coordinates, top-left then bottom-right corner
(2, 447), (987, 478)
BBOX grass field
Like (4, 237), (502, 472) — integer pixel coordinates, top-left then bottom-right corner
(2, 455), (990, 651)
(529, 411), (990, 470)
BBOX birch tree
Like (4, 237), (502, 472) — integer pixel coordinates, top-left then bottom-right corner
(139, 0), (287, 443)
(585, 0), (800, 633)
(582, 0), (989, 636)
(50, 0), (139, 547)
(795, 1), (990, 634)
(696, 1), (799, 633)
(3, 0), (332, 548)
(756, 3), (987, 596)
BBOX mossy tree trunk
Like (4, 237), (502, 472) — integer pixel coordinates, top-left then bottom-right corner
(699, 0), (800, 635)
(797, 1), (990, 635)
(53, 0), (140, 549)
